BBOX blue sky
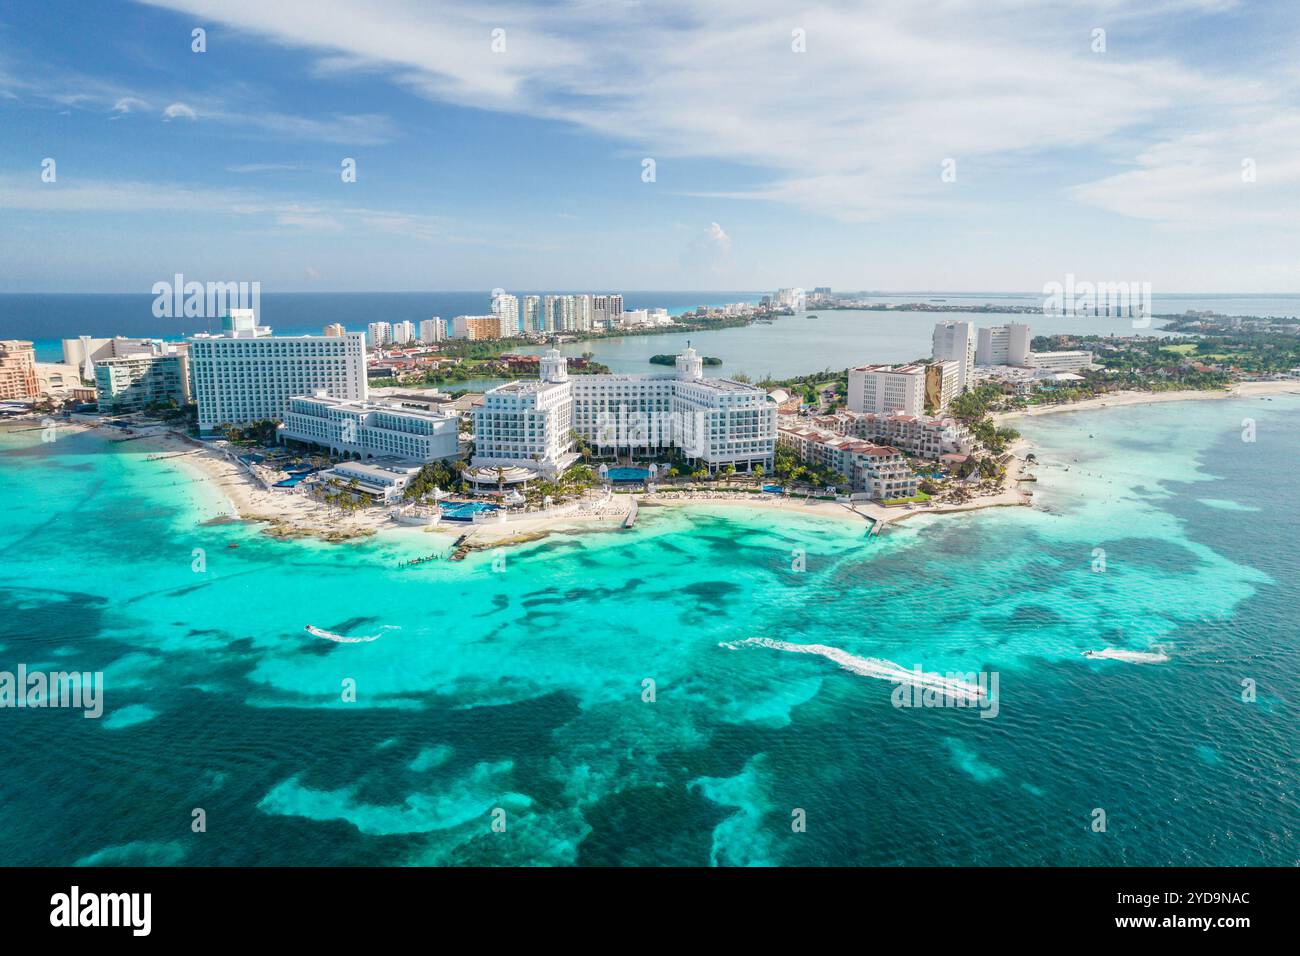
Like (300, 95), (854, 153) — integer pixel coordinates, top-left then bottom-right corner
(2, 0), (1298, 293)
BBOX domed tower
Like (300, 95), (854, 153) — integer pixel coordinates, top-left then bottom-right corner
(676, 342), (703, 381)
(540, 348), (569, 383)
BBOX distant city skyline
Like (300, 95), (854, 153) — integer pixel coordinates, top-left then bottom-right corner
(3, 1), (1300, 293)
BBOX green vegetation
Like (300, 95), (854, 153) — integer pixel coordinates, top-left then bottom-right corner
(882, 492), (932, 505)
(218, 419), (279, 445)
(948, 385), (1020, 454)
(403, 460), (462, 500)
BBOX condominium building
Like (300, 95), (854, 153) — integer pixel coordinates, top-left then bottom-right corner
(281, 392), (461, 462)
(189, 329), (367, 433)
(62, 336), (158, 380)
(452, 315), (501, 340)
(924, 360), (960, 412)
(848, 363), (927, 416)
(573, 294), (593, 332)
(777, 423), (918, 499)
(94, 352), (190, 413)
(324, 323), (347, 338)
(0, 340), (39, 400)
(491, 293), (520, 337)
(390, 321), (414, 346)
(976, 322), (1031, 366)
(553, 295), (575, 332)
(366, 322), (392, 348)
(541, 295), (560, 333)
(592, 294), (623, 329)
(932, 320), (976, 392)
(473, 346), (776, 478)
(419, 317), (446, 343)
(523, 296), (542, 333)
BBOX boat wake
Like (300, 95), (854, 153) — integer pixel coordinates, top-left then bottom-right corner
(305, 624), (399, 644)
(1083, 647), (1169, 664)
(720, 637), (986, 701)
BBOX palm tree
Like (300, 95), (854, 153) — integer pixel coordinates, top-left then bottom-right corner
(753, 464), (765, 481)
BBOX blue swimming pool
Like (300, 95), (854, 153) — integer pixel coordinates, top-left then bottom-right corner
(607, 467), (651, 482)
(762, 485), (784, 494)
(439, 501), (500, 521)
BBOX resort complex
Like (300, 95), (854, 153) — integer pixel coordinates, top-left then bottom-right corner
(471, 346), (777, 481)
(7, 293), (1296, 533)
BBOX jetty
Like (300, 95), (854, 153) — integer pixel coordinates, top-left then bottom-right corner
(622, 496), (638, 528)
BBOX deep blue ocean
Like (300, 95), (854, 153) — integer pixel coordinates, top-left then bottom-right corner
(3, 291), (1297, 366)
(0, 292), (764, 361)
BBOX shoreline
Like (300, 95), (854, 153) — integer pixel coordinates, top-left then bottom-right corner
(993, 380), (1300, 424)
(14, 379), (1295, 546)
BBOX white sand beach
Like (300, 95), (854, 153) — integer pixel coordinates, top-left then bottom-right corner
(993, 380), (1300, 424)
(45, 377), (1293, 546)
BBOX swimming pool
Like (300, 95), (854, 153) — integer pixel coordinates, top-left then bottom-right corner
(762, 485), (784, 494)
(607, 467), (651, 482)
(439, 501), (500, 521)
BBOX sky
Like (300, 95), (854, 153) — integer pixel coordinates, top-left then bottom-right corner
(1, 0), (1299, 293)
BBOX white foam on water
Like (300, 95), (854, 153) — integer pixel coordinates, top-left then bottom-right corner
(720, 637), (985, 701)
(1083, 647), (1169, 663)
(305, 624), (396, 644)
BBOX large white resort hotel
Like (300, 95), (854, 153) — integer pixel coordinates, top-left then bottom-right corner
(470, 346), (777, 484)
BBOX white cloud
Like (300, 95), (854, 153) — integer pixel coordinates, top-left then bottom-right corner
(0, 174), (540, 250)
(706, 222), (731, 254)
(1070, 114), (1300, 226)
(112, 96), (149, 114)
(226, 163), (308, 173)
(130, 0), (1291, 224)
(162, 101), (197, 121)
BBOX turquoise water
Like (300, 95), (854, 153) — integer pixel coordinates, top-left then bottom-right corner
(607, 467), (651, 481)
(0, 396), (1296, 865)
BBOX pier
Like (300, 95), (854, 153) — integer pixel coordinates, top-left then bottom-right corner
(622, 496), (638, 528)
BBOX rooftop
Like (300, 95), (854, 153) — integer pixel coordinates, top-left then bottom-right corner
(851, 363), (927, 375)
(293, 394), (458, 421)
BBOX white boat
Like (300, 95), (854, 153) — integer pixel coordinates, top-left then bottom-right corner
(305, 625), (381, 644)
(1083, 647), (1169, 664)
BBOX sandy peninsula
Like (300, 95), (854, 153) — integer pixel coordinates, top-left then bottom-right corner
(993, 380), (1300, 424)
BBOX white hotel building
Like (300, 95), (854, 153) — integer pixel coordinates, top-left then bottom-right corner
(189, 316), (367, 434)
(281, 392), (461, 462)
(977, 322), (1032, 366)
(931, 320), (976, 392)
(777, 423), (918, 500)
(473, 346), (776, 479)
(848, 363), (927, 416)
